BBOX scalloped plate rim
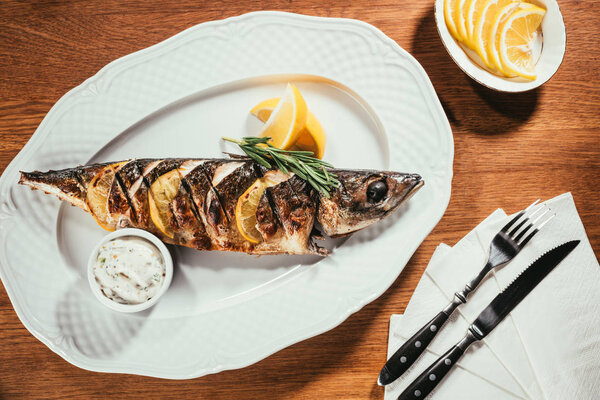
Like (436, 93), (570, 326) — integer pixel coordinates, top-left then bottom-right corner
(0, 11), (454, 379)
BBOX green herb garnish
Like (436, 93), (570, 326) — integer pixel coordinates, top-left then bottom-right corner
(222, 136), (339, 197)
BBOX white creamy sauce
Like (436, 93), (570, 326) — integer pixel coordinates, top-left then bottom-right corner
(93, 237), (165, 305)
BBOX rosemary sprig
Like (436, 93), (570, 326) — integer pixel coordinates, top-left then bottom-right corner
(222, 136), (339, 197)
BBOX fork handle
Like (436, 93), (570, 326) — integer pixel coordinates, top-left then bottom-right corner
(378, 309), (454, 386)
(379, 262), (493, 386)
(455, 261), (492, 302)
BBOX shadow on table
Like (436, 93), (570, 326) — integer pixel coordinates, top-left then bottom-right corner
(409, 6), (540, 135)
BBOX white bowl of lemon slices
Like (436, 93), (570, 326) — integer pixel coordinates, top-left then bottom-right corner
(435, 0), (566, 92)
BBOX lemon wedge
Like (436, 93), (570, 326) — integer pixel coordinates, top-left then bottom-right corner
(148, 169), (181, 239)
(258, 83), (307, 150)
(293, 114), (326, 159)
(251, 97), (326, 159)
(444, 0), (463, 41)
(86, 162), (127, 231)
(498, 5), (545, 80)
(250, 98), (279, 122)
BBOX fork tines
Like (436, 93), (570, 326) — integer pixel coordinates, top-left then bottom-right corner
(501, 200), (555, 247)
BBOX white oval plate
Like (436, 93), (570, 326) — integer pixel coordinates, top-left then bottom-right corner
(0, 11), (453, 379)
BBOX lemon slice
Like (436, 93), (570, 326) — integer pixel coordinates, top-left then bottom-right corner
(235, 175), (287, 243)
(251, 97), (326, 159)
(86, 162), (126, 231)
(466, 0), (487, 45)
(455, 0), (471, 46)
(235, 178), (267, 243)
(148, 169), (181, 239)
(444, 0), (463, 41)
(498, 5), (545, 80)
(259, 83), (307, 150)
(487, 3), (535, 75)
(473, 0), (513, 70)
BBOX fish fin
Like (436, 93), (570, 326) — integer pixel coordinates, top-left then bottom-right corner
(223, 152), (251, 160)
(309, 239), (330, 256)
(310, 227), (325, 241)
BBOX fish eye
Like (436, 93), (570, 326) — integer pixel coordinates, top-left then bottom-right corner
(366, 180), (387, 203)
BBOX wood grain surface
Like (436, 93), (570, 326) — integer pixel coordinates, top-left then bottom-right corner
(1, 1), (598, 399)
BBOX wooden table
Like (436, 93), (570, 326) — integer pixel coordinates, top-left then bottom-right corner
(1, 1), (598, 398)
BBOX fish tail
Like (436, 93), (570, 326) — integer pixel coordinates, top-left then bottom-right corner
(18, 163), (110, 210)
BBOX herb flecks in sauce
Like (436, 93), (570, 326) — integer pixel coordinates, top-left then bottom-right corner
(93, 237), (165, 305)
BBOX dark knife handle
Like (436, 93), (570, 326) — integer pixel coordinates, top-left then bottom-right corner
(397, 329), (479, 400)
(379, 309), (453, 386)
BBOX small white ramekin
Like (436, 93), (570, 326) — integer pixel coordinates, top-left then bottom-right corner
(434, 0), (566, 92)
(87, 228), (173, 313)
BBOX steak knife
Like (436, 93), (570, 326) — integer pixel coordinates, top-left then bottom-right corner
(396, 240), (579, 400)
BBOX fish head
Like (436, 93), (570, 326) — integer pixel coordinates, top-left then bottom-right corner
(317, 170), (423, 237)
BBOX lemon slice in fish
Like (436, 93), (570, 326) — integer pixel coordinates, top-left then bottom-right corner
(86, 162), (126, 231)
(236, 179), (266, 243)
(148, 169), (181, 239)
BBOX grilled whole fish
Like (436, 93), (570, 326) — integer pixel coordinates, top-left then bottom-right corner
(19, 158), (423, 255)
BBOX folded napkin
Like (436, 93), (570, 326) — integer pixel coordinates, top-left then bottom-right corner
(385, 193), (600, 400)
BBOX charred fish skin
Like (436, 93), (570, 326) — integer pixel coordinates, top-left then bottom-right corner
(170, 176), (212, 250)
(18, 158), (423, 256)
(204, 160), (263, 251)
(108, 161), (138, 227)
(259, 175), (326, 255)
(114, 159), (155, 228)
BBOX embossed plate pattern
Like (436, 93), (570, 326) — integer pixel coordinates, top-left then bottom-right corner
(0, 12), (453, 378)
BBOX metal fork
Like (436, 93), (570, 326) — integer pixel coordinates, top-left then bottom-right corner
(378, 200), (555, 386)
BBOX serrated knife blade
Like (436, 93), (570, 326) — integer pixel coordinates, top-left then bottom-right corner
(397, 240), (580, 400)
(471, 239), (579, 337)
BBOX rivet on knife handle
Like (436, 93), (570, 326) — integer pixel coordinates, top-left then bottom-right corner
(396, 328), (480, 400)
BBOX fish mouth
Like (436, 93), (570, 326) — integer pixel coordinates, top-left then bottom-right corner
(408, 173), (423, 191)
(383, 173), (423, 213)
(403, 173), (423, 202)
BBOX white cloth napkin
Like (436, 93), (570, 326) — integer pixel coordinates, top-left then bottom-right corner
(385, 193), (600, 400)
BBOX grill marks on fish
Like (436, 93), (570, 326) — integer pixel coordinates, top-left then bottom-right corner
(200, 160), (232, 227)
(200, 160), (263, 251)
(18, 158), (423, 255)
(169, 161), (211, 250)
(108, 161), (141, 227)
(170, 172), (210, 250)
(266, 175), (320, 254)
(124, 159), (155, 231)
